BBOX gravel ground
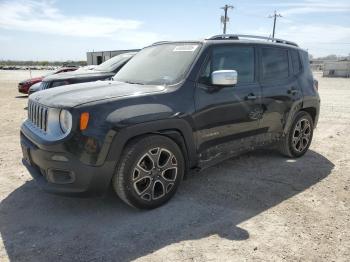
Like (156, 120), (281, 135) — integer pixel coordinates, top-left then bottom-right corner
(0, 70), (349, 262)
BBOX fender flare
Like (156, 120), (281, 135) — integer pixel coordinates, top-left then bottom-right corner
(283, 100), (303, 134)
(104, 119), (198, 169)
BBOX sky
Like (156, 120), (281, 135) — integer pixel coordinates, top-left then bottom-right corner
(0, 0), (349, 61)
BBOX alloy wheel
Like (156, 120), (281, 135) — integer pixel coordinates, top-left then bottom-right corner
(132, 147), (178, 201)
(292, 118), (311, 152)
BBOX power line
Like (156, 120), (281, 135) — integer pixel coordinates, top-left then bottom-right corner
(268, 10), (282, 38)
(221, 4), (234, 34)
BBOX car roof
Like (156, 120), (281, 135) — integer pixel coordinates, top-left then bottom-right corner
(203, 39), (302, 51)
(119, 52), (138, 57)
(150, 34), (304, 52)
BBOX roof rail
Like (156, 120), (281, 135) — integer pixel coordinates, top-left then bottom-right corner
(207, 34), (298, 47)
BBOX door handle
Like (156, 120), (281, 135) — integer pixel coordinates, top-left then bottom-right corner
(287, 87), (299, 95)
(246, 94), (257, 100)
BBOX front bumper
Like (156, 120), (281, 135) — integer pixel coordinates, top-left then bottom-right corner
(20, 131), (116, 197)
(28, 89), (37, 95)
(18, 83), (29, 94)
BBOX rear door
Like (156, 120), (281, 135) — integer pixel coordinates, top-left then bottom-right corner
(259, 46), (303, 138)
(193, 44), (263, 161)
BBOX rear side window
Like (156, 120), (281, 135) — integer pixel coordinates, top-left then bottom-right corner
(291, 50), (302, 74)
(199, 46), (255, 84)
(51, 80), (69, 88)
(261, 48), (289, 80)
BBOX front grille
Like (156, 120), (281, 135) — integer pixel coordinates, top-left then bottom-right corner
(41, 82), (50, 90)
(28, 100), (48, 132)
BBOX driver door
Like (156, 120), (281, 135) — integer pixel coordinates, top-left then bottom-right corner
(193, 45), (263, 163)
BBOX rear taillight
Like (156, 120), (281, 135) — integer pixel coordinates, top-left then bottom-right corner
(313, 79), (319, 91)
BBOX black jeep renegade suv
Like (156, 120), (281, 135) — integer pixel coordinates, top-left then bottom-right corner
(21, 35), (320, 209)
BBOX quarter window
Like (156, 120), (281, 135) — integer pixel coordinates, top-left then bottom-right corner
(291, 50), (302, 74)
(199, 46), (255, 85)
(261, 48), (289, 80)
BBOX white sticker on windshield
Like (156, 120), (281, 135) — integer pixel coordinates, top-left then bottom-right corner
(173, 45), (198, 52)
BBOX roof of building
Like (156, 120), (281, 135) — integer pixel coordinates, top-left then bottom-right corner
(87, 49), (140, 54)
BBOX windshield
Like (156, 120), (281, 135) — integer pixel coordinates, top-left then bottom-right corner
(95, 53), (134, 72)
(114, 43), (201, 85)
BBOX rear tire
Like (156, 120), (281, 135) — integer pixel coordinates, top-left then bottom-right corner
(113, 135), (185, 209)
(278, 111), (314, 158)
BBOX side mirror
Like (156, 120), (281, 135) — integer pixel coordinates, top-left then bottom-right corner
(211, 70), (237, 86)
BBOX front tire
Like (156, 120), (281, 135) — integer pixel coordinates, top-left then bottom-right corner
(113, 135), (185, 209)
(278, 111), (314, 158)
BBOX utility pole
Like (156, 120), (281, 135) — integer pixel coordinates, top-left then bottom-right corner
(221, 4), (234, 34)
(268, 10), (282, 38)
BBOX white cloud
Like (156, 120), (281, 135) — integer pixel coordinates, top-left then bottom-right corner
(269, 0), (350, 16)
(243, 24), (350, 57)
(115, 31), (167, 48)
(247, 1), (350, 56)
(0, 35), (12, 41)
(0, 0), (160, 45)
(279, 24), (350, 44)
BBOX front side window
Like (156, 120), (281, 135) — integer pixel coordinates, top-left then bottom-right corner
(261, 48), (289, 80)
(114, 43), (201, 85)
(199, 46), (255, 85)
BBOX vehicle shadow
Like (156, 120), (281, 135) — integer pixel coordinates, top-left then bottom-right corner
(15, 95), (28, 99)
(0, 150), (334, 262)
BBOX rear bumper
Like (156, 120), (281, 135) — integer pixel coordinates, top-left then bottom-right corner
(20, 132), (116, 197)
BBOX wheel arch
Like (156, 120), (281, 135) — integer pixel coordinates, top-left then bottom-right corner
(105, 119), (198, 173)
(284, 101), (319, 134)
(301, 107), (317, 124)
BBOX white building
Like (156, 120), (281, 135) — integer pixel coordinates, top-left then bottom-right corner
(323, 61), (350, 77)
(86, 49), (140, 65)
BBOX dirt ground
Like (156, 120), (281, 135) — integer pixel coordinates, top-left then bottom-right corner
(0, 70), (349, 262)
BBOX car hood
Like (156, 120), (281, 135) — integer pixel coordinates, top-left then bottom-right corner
(29, 82), (42, 91)
(43, 69), (113, 81)
(30, 81), (166, 108)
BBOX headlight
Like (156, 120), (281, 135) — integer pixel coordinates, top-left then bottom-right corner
(59, 109), (72, 133)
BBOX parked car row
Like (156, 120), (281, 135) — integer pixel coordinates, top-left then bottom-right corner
(18, 67), (78, 94)
(20, 35), (320, 209)
(1, 66), (58, 70)
(17, 52), (136, 95)
(28, 52), (136, 95)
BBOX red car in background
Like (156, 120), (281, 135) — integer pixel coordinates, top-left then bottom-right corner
(18, 67), (77, 94)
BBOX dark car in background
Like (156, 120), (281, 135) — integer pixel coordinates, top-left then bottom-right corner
(28, 52), (136, 95)
(18, 67), (77, 94)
